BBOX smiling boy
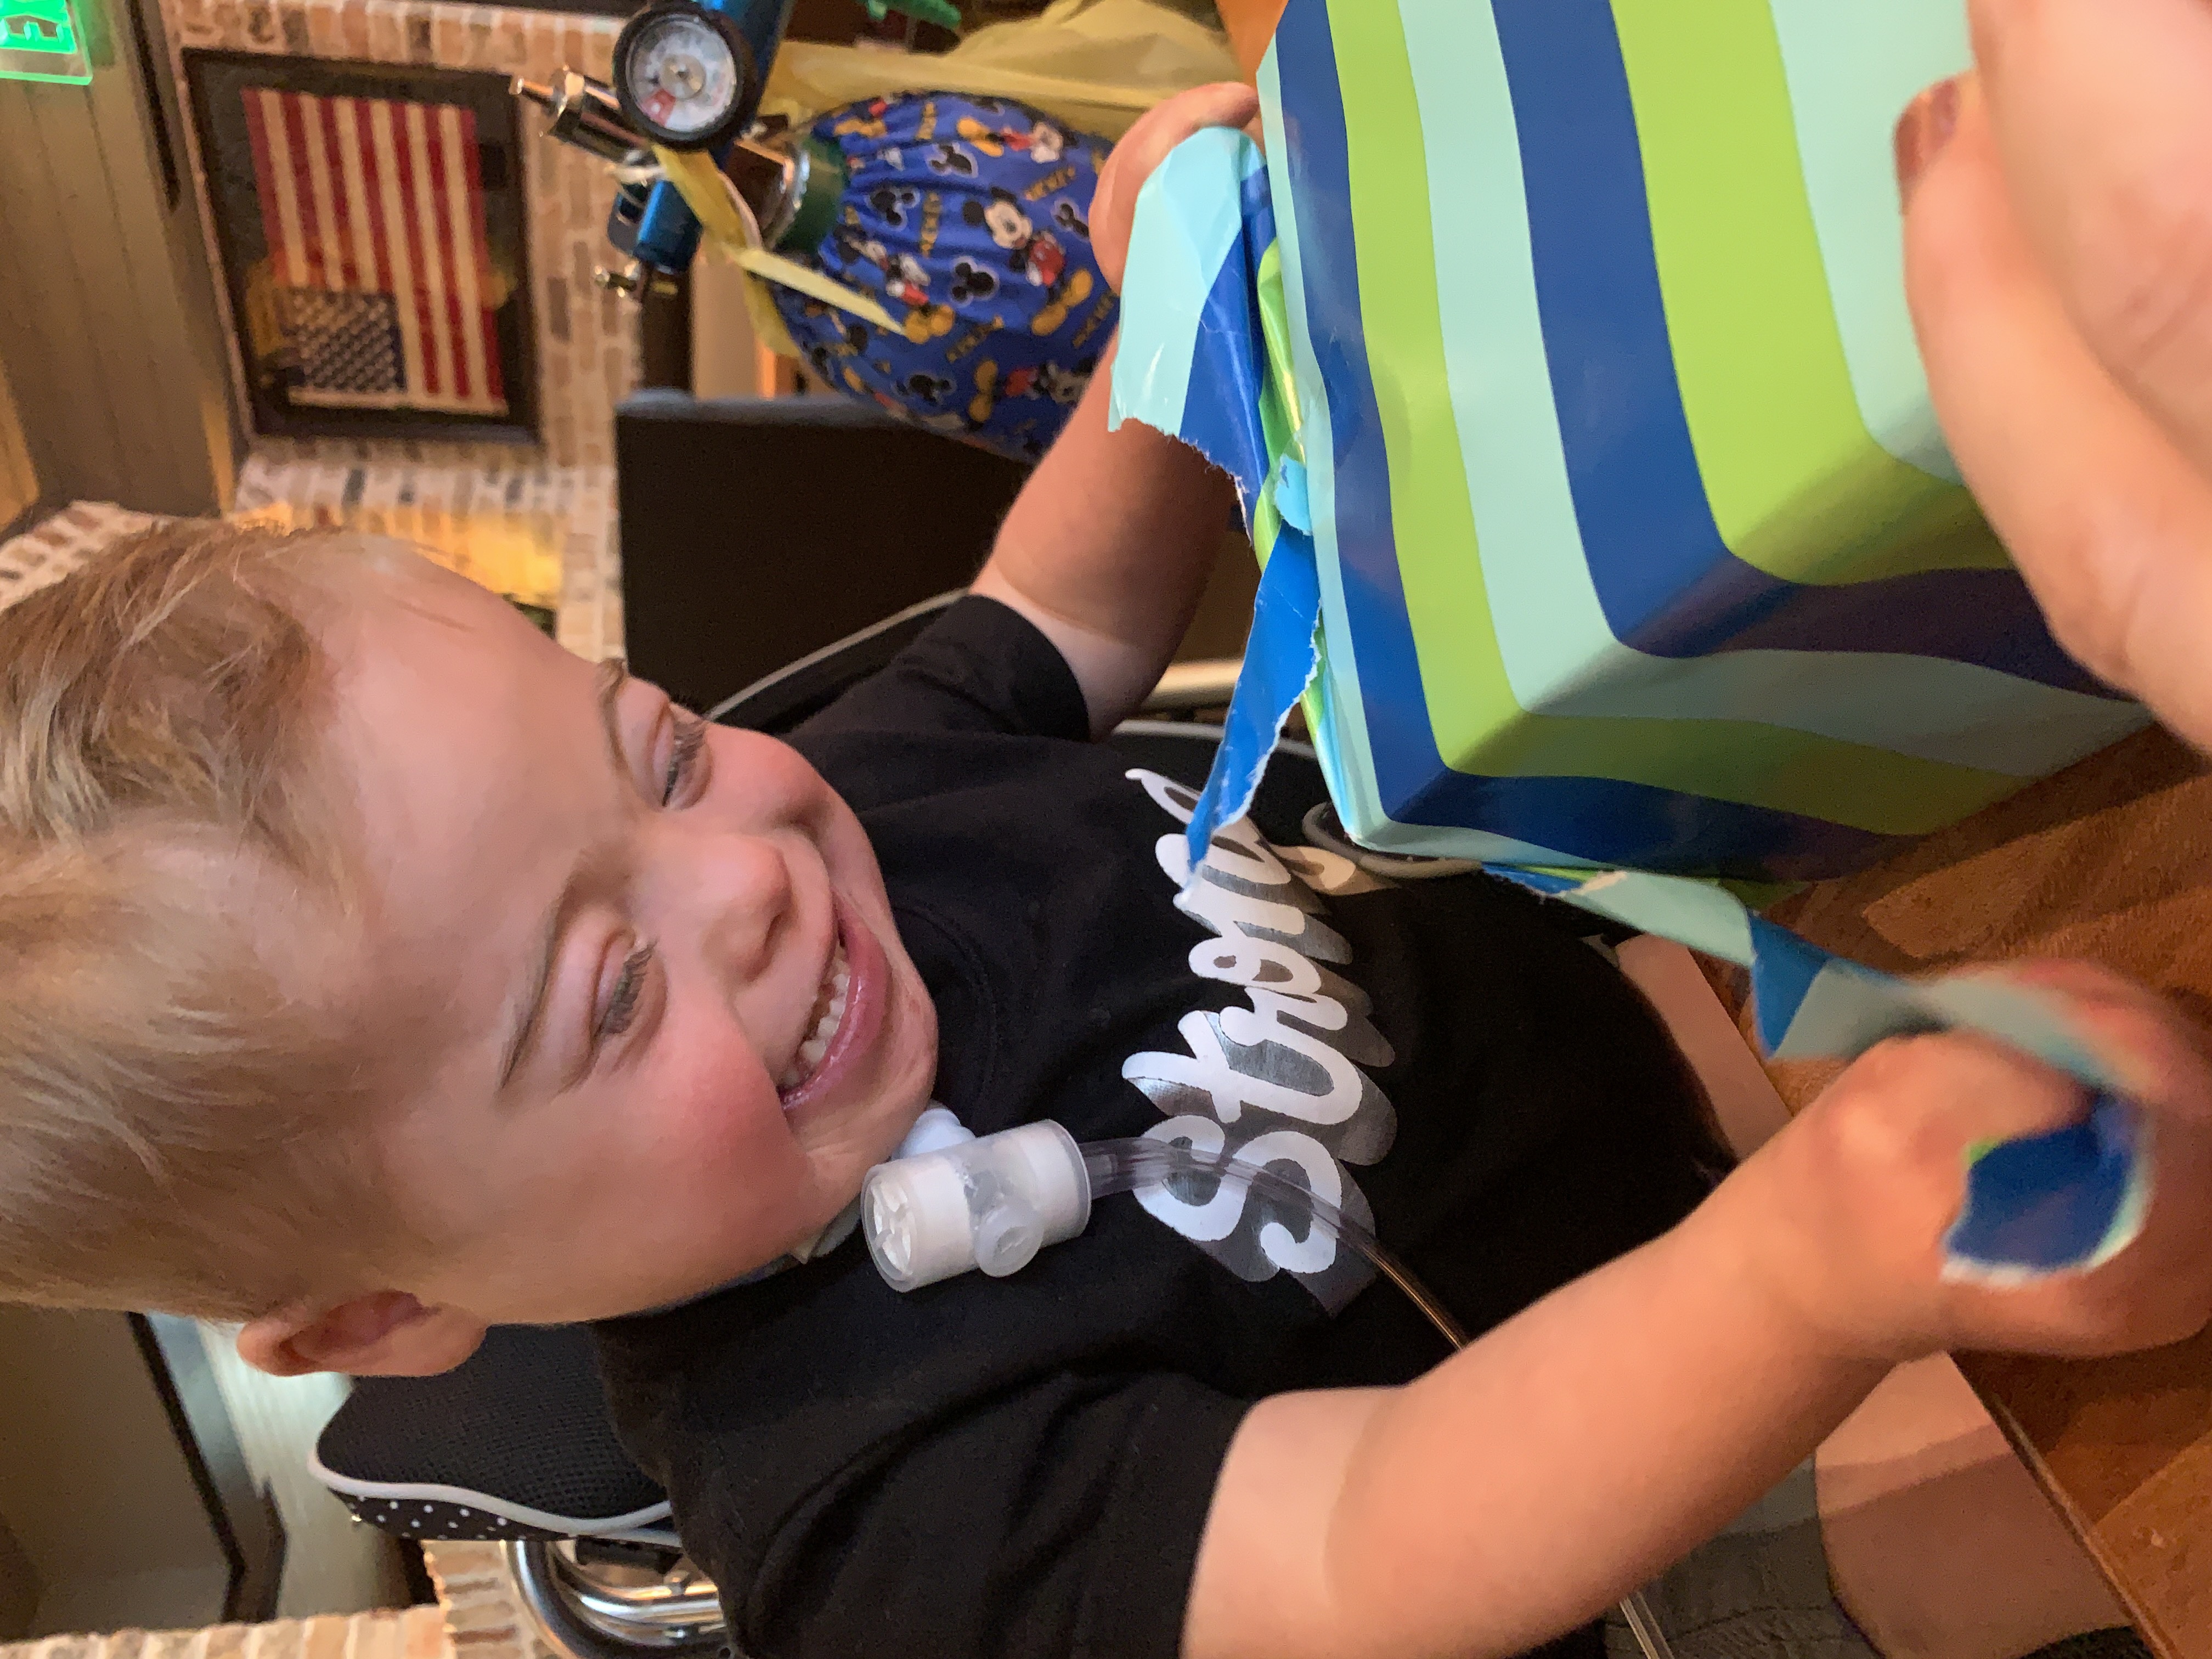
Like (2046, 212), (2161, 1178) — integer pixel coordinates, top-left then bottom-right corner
(272, 560), (944, 1349)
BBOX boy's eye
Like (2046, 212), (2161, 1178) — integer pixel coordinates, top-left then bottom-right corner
(597, 942), (654, 1045)
(662, 712), (708, 807)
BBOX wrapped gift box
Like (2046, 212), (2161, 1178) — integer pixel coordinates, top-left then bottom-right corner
(1120, 0), (2148, 884)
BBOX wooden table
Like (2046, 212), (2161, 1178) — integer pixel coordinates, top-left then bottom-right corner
(1741, 730), (2212, 1659)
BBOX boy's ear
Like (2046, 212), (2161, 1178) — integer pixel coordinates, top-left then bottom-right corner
(237, 1291), (488, 1378)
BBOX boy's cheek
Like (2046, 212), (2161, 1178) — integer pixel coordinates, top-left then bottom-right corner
(654, 1027), (785, 1157)
(714, 730), (842, 828)
(814, 781), (887, 884)
(651, 1058), (824, 1249)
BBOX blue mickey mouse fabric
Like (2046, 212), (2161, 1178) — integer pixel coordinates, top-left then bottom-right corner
(771, 93), (1121, 462)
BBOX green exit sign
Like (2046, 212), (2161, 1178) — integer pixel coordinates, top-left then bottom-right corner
(1, 0), (91, 84)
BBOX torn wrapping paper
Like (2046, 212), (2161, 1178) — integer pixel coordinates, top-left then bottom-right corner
(1113, 129), (1322, 865)
(1492, 865), (2150, 1283)
(1107, 0), (2156, 1280)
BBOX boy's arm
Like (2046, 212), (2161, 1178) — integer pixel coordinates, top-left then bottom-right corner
(970, 342), (1239, 738)
(970, 83), (1260, 738)
(1184, 969), (2212, 1659)
(1189, 1178), (1886, 1659)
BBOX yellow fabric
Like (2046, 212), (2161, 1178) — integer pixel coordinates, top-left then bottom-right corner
(764, 0), (1239, 140)
(733, 247), (897, 331)
(706, 0), (1236, 360)
(653, 145), (901, 353)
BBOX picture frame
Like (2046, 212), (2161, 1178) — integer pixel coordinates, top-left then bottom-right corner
(185, 52), (539, 443)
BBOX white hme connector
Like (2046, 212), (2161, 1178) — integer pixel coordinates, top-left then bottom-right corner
(863, 1119), (1093, 1293)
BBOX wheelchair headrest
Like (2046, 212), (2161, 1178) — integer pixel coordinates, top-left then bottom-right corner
(313, 1324), (672, 1543)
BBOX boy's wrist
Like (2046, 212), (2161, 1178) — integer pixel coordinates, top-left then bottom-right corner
(1694, 1156), (1940, 1373)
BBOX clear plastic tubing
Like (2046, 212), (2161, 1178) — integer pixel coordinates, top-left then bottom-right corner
(862, 1124), (1469, 1349)
(861, 1122), (1669, 1657)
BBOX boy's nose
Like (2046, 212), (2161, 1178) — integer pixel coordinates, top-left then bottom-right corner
(674, 832), (796, 988)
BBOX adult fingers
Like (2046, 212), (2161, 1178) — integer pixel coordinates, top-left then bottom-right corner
(1900, 76), (2212, 751)
(1968, 0), (2212, 477)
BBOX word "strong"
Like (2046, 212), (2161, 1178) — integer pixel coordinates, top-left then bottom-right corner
(1121, 770), (1398, 1312)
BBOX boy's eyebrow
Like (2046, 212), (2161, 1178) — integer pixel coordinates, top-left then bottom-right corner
(498, 659), (634, 1089)
(498, 904), (565, 1088)
(594, 658), (630, 774)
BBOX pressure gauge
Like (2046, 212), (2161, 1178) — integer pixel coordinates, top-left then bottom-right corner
(611, 1), (759, 151)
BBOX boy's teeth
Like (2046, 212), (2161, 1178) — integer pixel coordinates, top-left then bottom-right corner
(777, 941), (851, 1095)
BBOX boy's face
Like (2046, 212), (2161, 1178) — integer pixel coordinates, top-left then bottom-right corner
(319, 551), (938, 1327)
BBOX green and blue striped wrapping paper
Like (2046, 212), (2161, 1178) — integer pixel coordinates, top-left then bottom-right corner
(1158, 0), (2149, 884)
(1109, 0), (2156, 1279)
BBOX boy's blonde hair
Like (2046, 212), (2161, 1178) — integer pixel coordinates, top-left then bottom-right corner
(0, 521), (403, 1319)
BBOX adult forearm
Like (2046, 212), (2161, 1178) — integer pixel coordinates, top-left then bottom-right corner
(1326, 1184), (1890, 1659)
(973, 337), (1238, 733)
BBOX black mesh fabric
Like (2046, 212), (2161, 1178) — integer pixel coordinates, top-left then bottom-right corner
(316, 1324), (665, 1537)
(329, 1492), (574, 1543)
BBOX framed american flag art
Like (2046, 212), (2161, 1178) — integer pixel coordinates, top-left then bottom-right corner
(187, 53), (538, 442)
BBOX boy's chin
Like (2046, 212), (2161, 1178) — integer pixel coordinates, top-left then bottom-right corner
(794, 1085), (934, 1216)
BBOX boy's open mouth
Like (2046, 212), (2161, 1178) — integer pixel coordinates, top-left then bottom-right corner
(774, 900), (886, 1116)
(776, 938), (851, 1096)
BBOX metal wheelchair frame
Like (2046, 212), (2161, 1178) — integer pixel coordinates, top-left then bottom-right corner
(505, 1541), (729, 1659)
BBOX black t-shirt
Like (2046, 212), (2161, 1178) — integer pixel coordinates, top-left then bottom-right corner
(594, 598), (1721, 1659)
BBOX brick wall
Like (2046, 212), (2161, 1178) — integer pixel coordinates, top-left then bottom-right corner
(0, 1607), (450, 1659)
(161, 0), (644, 472)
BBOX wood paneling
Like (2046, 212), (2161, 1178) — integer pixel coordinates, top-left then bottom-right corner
(0, 1519), (35, 1644)
(0, 0), (235, 516)
(192, 1322), (411, 1619)
(0, 1307), (231, 1637)
(0, 361), (38, 534)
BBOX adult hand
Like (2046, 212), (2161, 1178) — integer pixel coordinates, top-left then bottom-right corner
(1089, 81), (1261, 293)
(1899, 0), (2212, 751)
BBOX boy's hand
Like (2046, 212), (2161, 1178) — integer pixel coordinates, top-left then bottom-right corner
(1190, 963), (2212, 1659)
(1092, 82), (1262, 292)
(972, 89), (1255, 737)
(1744, 962), (2212, 1364)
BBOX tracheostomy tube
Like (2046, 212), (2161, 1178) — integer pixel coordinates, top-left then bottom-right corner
(862, 1119), (1091, 1290)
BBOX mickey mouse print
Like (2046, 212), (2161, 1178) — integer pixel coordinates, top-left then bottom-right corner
(771, 92), (1122, 462)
